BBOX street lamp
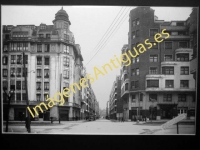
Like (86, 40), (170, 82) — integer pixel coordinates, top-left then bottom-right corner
(3, 87), (14, 132)
(22, 52), (31, 133)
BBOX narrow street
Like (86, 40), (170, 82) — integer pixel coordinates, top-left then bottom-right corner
(3, 119), (195, 135)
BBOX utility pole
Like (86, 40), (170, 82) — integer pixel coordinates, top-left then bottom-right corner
(23, 52), (31, 133)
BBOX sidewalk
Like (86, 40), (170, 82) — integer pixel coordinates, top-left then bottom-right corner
(110, 119), (195, 125)
(3, 120), (88, 126)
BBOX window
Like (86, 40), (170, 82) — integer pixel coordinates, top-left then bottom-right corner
(63, 70), (69, 79)
(176, 22), (184, 26)
(10, 80), (15, 91)
(45, 44), (50, 52)
(39, 34), (44, 38)
(44, 82), (49, 90)
(136, 19), (139, 25)
(136, 56), (139, 63)
(178, 94), (186, 102)
(17, 55), (22, 64)
(16, 68), (21, 77)
(36, 82), (41, 90)
(165, 80), (174, 88)
(149, 94), (157, 101)
(132, 31), (136, 39)
(149, 67), (157, 74)
(64, 57), (69, 67)
(3, 56), (8, 65)
(16, 93), (21, 101)
(163, 94), (172, 102)
(132, 20), (136, 27)
(124, 74), (128, 81)
(176, 54), (189, 61)
(37, 44), (42, 52)
(132, 58), (135, 63)
(181, 67), (189, 75)
(36, 94), (41, 101)
(136, 68), (139, 75)
(147, 80), (159, 88)
(162, 67), (174, 75)
(10, 68), (15, 77)
(37, 57), (42, 65)
(131, 95), (136, 102)
(63, 82), (69, 89)
(22, 93), (26, 101)
(3, 69), (8, 77)
(164, 55), (173, 61)
(150, 55), (158, 62)
(46, 34), (50, 38)
(131, 81), (139, 89)
(164, 42), (172, 49)
(125, 83), (128, 90)
(131, 69), (135, 76)
(180, 80), (189, 88)
(22, 81), (25, 90)
(4, 44), (8, 51)
(44, 94), (48, 101)
(11, 55), (16, 64)
(150, 29), (158, 36)
(44, 69), (49, 78)
(64, 45), (70, 54)
(3, 81), (8, 90)
(23, 43), (28, 51)
(179, 42), (188, 48)
(37, 69), (42, 78)
(16, 81), (21, 90)
(44, 57), (49, 65)
(171, 32), (178, 36)
(132, 18), (139, 27)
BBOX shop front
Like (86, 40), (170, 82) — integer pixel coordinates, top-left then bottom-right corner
(158, 104), (177, 119)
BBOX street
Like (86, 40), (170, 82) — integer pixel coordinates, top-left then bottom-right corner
(3, 119), (195, 135)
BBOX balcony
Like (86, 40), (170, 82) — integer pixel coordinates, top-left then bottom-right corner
(161, 61), (177, 66)
(175, 48), (192, 54)
(160, 25), (188, 31)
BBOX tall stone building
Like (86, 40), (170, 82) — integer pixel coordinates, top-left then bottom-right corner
(2, 7), (85, 121)
(120, 6), (196, 121)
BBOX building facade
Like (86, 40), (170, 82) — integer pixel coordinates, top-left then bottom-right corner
(109, 75), (122, 120)
(2, 7), (86, 121)
(120, 6), (196, 121)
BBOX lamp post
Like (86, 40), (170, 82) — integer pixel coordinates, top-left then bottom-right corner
(3, 87), (14, 132)
(23, 52), (31, 133)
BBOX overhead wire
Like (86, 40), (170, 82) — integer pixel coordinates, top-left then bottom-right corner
(85, 7), (132, 66)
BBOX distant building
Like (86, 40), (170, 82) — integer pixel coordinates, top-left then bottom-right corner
(109, 76), (122, 120)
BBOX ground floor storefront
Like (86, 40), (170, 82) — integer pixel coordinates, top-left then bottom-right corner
(129, 105), (195, 121)
(3, 104), (82, 121)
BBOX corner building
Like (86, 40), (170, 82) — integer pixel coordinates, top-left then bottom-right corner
(121, 7), (196, 121)
(2, 7), (84, 121)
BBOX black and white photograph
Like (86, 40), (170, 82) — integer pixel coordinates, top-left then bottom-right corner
(1, 5), (198, 135)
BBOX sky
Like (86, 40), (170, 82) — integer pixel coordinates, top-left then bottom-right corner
(1, 6), (193, 109)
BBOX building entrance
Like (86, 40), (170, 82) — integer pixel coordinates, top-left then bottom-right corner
(159, 104), (177, 119)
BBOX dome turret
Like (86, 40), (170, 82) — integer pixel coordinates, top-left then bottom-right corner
(53, 7), (71, 25)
